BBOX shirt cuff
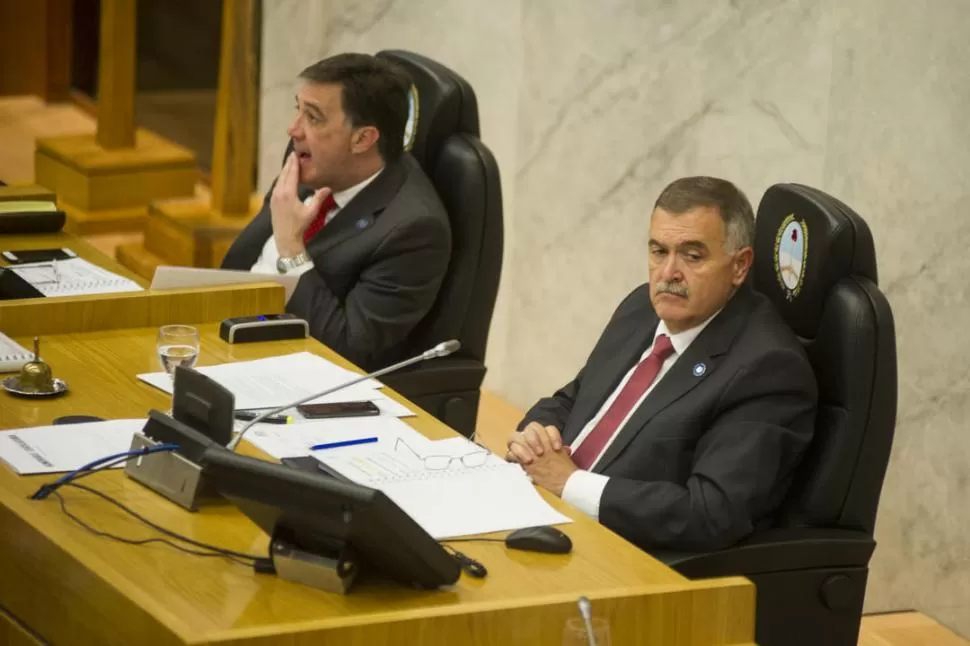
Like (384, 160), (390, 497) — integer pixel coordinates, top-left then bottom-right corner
(560, 470), (609, 521)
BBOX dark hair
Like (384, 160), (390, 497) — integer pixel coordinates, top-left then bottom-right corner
(299, 53), (411, 162)
(655, 176), (755, 250)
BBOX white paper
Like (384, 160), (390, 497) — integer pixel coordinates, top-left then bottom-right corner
(0, 419), (146, 475)
(0, 331), (32, 373)
(151, 266), (299, 302)
(137, 352), (382, 410)
(10, 257), (142, 297)
(315, 437), (573, 539)
(242, 416), (433, 459)
(369, 393), (415, 417)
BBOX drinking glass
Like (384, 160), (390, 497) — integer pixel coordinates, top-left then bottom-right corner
(562, 617), (611, 646)
(156, 325), (200, 377)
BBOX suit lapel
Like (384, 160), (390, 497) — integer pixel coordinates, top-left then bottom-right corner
(594, 285), (756, 472)
(564, 320), (657, 445)
(306, 159), (407, 256)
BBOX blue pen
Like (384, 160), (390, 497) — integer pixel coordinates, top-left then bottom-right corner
(310, 437), (379, 451)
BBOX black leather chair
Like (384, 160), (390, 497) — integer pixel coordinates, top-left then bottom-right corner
(372, 50), (503, 438)
(653, 184), (898, 646)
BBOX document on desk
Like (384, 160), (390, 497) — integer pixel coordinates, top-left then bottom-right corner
(242, 416), (434, 459)
(314, 437), (573, 539)
(9, 257), (142, 297)
(137, 352), (382, 410)
(0, 419), (146, 475)
(150, 266), (300, 302)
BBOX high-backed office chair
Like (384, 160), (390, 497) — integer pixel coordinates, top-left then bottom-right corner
(654, 184), (898, 646)
(372, 50), (503, 438)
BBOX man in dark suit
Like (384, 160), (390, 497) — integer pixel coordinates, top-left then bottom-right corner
(222, 54), (451, 370)
(508, 177), (817, 552)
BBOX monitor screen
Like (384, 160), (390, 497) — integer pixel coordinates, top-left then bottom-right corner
(200, 449), (461, 591)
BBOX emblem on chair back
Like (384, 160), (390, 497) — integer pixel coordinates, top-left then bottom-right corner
(404, 84), (420, 152)
(773, 213), (809, 301)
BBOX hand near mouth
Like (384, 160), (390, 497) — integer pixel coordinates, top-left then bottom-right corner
(270, 152), (332, 257)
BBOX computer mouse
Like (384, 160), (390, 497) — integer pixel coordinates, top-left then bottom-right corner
(505, 525), (573, 554)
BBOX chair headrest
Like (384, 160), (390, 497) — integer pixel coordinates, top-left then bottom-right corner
(752, 184), (877, 338)
(375, 50), (479, 170)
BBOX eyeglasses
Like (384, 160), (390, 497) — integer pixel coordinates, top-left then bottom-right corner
(20, 260), (60, 285)
(394, 437), (489, 471)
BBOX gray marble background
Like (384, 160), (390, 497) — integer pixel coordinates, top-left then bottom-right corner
(259, 0), (970, 635)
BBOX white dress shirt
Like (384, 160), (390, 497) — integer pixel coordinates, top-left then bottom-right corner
(561, 311), (720, 520)
(249, 169), (383, 286)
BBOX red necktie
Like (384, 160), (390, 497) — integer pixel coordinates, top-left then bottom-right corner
(302, 193), (337, 243)
(571, 334), (676, 470)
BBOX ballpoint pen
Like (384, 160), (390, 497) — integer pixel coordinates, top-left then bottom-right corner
(310, 437), (378, 451)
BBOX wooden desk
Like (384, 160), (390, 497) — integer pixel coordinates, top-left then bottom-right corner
(0, 327), (756, 645)
(0, 232), (285, 335)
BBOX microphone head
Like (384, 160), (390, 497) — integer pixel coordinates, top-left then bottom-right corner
(431, 340), (460, 358)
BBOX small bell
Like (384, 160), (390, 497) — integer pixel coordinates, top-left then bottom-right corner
(18, 336), (55, 394)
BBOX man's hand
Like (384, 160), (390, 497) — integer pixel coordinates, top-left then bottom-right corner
(270, 152), (332, 258)
(506, 423), (577, 497)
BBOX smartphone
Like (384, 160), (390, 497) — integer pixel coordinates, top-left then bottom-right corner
(2, 248), (76, 264)
(297, 401), (381, 419)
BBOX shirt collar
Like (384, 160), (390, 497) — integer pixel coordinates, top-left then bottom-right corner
(331, 167), (383, 209)
(655, 308), (722, 356)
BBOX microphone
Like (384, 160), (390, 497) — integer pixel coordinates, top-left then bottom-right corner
(227, 340), (461, 451)
(577, 595), (598, 646)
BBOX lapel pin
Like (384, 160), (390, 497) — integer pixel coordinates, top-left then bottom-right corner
(693, 362), (707, 377)
(356, 217), (370, 230)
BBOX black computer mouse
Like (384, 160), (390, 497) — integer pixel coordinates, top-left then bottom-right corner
(505, 526), (573, 554)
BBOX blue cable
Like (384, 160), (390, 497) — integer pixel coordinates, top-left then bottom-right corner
(30, 443), (180, 500)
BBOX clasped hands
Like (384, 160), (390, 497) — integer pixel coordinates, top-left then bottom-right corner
(505, 422), (578, 497)
(270, 152), (333, 258)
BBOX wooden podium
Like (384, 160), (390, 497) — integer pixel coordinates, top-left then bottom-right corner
(117, 0), (261, 279)
(33, 0), (197, 234)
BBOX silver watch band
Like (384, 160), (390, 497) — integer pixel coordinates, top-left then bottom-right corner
(276, 251), (311, 274)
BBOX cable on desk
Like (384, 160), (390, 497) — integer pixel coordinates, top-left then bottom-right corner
(30, 444), (180, 500)
(50, 481), (265, 567)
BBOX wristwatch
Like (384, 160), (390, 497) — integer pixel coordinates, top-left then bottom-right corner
(276, 251), (311, 274)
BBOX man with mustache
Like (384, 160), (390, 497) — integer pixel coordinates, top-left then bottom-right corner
(507, 177), (817, 551)
(222, 54), (450, 371)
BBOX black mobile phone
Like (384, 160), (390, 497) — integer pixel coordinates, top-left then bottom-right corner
(297, 401), (381, 419)
(1, 248), (76, 264)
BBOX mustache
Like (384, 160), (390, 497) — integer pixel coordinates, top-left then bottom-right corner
(655, 281), (689, 297)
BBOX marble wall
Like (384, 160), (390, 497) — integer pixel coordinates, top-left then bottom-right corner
(259, 0), (970, 635)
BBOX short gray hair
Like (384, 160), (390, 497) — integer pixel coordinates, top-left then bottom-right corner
(654, 176), (755, 251)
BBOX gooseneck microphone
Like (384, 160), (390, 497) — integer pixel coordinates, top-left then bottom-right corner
(227, 340), (461, 451)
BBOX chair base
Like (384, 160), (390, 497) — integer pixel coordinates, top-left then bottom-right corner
(749, 566), (868, 646)
(405, 389), (480, 438)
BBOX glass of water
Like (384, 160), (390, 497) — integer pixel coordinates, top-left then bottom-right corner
(157, 325), (200, 377)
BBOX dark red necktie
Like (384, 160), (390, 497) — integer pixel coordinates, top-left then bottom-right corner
(302, 193), (337, 243)
(571, 334), (676, 470)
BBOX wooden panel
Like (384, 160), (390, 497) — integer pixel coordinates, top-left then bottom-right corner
(0, 1), (72, 102)
(96, 0), (137, 149)
(209, 0), (257, 215)
(0, 283), (284, 336)
(0, 327), (754, 645)
(0, 605), (45, 646)
(37, 131), (195, 174)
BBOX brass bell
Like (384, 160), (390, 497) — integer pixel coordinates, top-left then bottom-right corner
(18, 337), (55, 394)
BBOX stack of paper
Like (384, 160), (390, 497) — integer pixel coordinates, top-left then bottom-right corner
(9, 257), (142, 297)
(0, 419), (146, 475)
(314, 437), (573, 539)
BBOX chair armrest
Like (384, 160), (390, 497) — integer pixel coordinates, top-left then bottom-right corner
(381, 357), (486, 398)
(651, 528), (876, 578)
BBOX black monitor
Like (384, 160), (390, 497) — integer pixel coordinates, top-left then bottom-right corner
(172, 365), (234, 447)
(200, 449), (461, 593)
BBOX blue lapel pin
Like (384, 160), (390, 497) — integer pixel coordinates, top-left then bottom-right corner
(356, 217), (370, 230)
(693, 362), (707, 377)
